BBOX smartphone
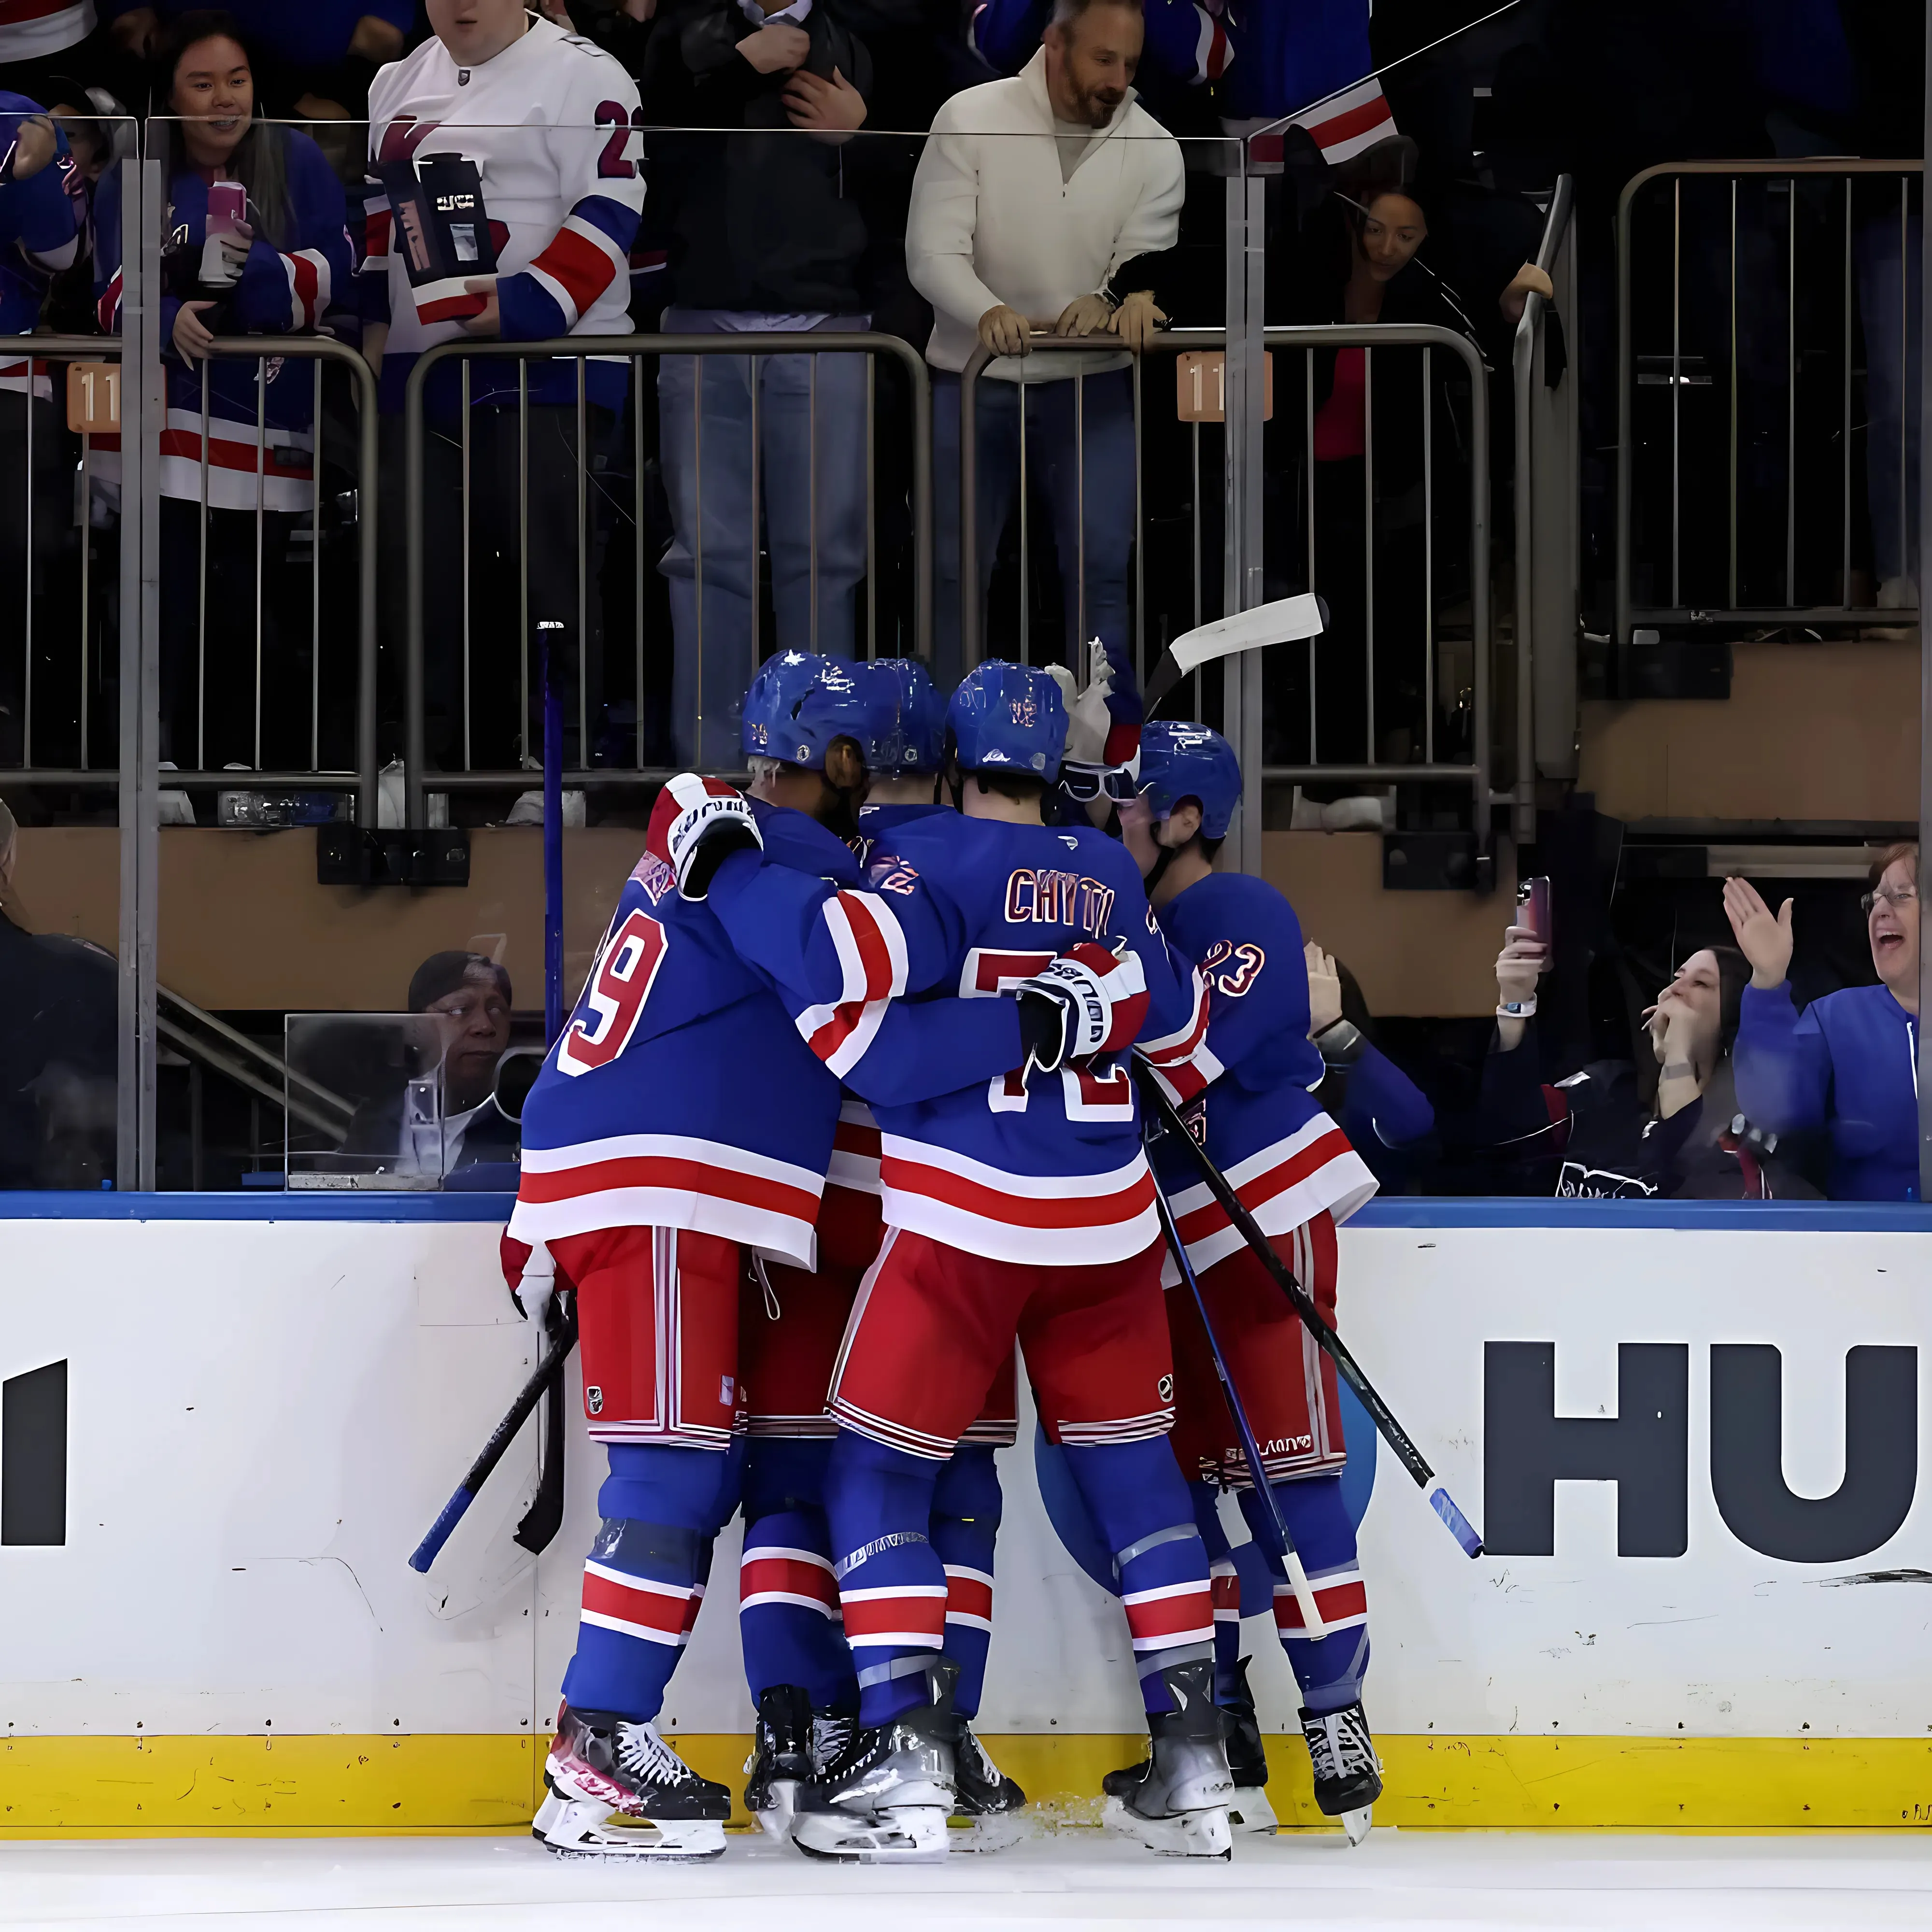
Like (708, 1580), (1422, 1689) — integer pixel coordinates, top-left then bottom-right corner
(1517, 874), (1551, 949)
(205, 179), (247, 238)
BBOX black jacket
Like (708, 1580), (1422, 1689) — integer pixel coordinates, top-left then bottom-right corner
(638, 0), (878, 313)
(0, 911), (117, 1189)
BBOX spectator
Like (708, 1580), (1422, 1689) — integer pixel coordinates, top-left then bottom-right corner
(907, 0), (1182, 689)
(105, 1), (411, 119)
(1726, 848), (1921, 1202)
(1457, 922), (1803, 1199)
(362, 0), (644, 777)
(339, 949), (521, 1176)
(1303, 938), (1434, 1191)
(632, 0), (877, 768)
(92, 13), (351, 777)
(0, 99), (85, 767)
(0, 0), (115, 114)
(0, 798), (118, 1189)
(1270, 169), (1545, 815)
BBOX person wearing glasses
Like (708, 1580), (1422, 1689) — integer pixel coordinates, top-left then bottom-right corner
(1725, 844), (1921, 1201)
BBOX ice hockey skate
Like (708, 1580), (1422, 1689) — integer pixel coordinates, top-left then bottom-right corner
(742, 1684), (817, 1843)
(534, 1702), (729, 1861)
(945, 1718), (1028, 1852)
(1301, 1699), (1382, 1846)
(1220, 1658), (1279, 1835)
(1100, 1660), (1235, 1859)
(790, 1660), (959, 1863)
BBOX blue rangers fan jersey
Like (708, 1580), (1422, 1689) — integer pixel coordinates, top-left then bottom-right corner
(1152, 871), (1376, 1271)
(710, 814), (1211, 1268)
(509, 788), (1022, 1267)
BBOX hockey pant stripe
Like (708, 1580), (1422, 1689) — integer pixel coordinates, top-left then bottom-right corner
(1272, 1570), (1367, 1637)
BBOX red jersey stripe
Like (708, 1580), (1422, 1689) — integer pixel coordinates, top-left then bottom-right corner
(520, 1150), (818, 1222)
(880, 1153), (1154, 1231)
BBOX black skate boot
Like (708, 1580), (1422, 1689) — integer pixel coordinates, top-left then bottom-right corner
(534, 1700), (730, 1861)
(944, 1717), (1027, 1852)
(742, 1684), (816, 1842)
(790, 1659), (959, 1863)
(1221, 1657), (1278, 1836)
(1100, 1660), (1234, 1859)
(1300, 1698), (1382, 1846)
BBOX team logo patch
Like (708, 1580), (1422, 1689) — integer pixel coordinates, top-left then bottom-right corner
(1158, 1374), (1174, 1403)
(585, 1385), (604, 1416)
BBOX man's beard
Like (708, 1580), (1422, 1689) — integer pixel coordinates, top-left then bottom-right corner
(1071, 79), (1123, 126)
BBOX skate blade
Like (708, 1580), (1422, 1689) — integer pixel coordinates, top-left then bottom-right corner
(1338, 1803), (1373, 1847)
(750, 1779), (802, 1844)
(1101, 1795), (1233, 1861)
(534, 1793), (726, 1862)
(792, 1803), (952, 1864)
(1227, 1785), (1279, 1835)
(947, 1810), (1026, 1853)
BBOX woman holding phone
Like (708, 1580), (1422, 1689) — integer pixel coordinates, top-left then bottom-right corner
(92, 11), (350, 778)
(1456, 913), (1804, 1200)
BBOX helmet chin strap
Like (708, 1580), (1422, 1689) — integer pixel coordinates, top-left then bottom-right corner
(1144, 823), (1179, 896)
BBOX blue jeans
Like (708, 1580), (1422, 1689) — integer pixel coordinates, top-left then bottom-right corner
(933, 365), (1137, 692)
(659, 309), (871, 767)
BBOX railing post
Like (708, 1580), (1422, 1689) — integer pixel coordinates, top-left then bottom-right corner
(1222, 154), (1265, 875)
(116, 155), (162, 1192)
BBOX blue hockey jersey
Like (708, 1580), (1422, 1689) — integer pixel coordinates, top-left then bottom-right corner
(710, 813), (1211, 1267)
(1153, 872), (1376, 1270)
(93, 130), (352, 511)
(510, 793), (1025, 1265)
(0, 97), (84, 398)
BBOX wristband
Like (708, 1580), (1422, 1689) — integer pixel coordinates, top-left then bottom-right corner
(1313, 1016), (1366, 1066)
(1496, 998), (1537, 1020)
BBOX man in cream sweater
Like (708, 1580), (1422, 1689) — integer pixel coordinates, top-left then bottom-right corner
(906, 0), (1183, 684)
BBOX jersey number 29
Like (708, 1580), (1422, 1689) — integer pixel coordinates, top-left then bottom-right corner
(557, 908), (667, 1076)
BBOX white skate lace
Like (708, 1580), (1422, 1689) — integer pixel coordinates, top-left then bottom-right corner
(812, 1713), (855, 1773)
(1307, 1708), (1378, 1783)
(615, 1719), (692, 1789)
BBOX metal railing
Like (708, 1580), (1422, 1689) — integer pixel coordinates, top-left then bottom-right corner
(1513, 173), (1577, 832)
(958, 325), (1493, 840)
(1616, 158), (1924, 641)
(402, 332), (933, 828)
(11, 335), (380, 825)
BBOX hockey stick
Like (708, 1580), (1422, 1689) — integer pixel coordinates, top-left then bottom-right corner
(1142, 595), (1327, 718)
(409, 1301), (581, 1574)
(1149, 1180), (1329, 1640)
(1135, 1064), (1484, 1559)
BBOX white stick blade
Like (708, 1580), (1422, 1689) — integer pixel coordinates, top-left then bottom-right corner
(1169, 594), (1325, 672)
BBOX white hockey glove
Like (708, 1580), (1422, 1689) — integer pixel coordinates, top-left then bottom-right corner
(510, 1241), (555, 1328)
(659, 774), (763, 901)
(1050, 639), (1138, 803)
(1014, 942), (1142, 1079)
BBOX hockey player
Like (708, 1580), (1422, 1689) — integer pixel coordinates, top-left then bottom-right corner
(738, 653), (1026, 1847)
(1115, 721), (1386, 1844)
(695, 663), (1236, 1862)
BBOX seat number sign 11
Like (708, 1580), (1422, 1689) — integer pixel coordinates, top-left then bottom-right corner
(66, 361), (120, 435)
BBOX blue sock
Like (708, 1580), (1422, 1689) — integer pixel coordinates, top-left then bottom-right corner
(824, 1428), (946, 1727)
(931, 1445), (1002, 1720)
(1238, 1474), (1370, 1715)
(1062, 1437), (1213, 1715)
(1189, 1479), (1244, 1705)
(561, 1442), (743, 1723)
(739, 1437), (855, 1710)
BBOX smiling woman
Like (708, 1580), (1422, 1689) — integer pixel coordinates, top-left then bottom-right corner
(1728, 846), (1923, 1202)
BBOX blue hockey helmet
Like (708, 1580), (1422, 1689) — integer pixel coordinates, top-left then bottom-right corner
(740, 651), (867, 769)
(946, 661), (1067, 778)
(857, 658), (946, 773)
(1136, 721), (1242, 840)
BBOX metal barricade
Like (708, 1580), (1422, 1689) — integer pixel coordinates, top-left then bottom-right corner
(957, 324), (1493, 850)
(9, 335), (380, 827)
(1513, 173), (1578, 834)
(1616, 158), (1924, 642)
(401, 332), (934, 829)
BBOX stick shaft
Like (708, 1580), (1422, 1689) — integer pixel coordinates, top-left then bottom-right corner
(1151, 1187), (1327, 1640)
(409, 1312), (579, 1573)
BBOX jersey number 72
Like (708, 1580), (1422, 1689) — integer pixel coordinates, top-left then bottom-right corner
(556, 908), (668, 1077)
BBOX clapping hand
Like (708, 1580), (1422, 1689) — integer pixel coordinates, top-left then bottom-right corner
(1721, 876), (1793, 990)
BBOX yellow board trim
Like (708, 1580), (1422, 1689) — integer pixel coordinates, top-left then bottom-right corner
(5, 1733), (1932, 1835)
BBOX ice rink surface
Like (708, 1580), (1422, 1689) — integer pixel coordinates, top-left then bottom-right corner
(4, 1831), (1932, 1932)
